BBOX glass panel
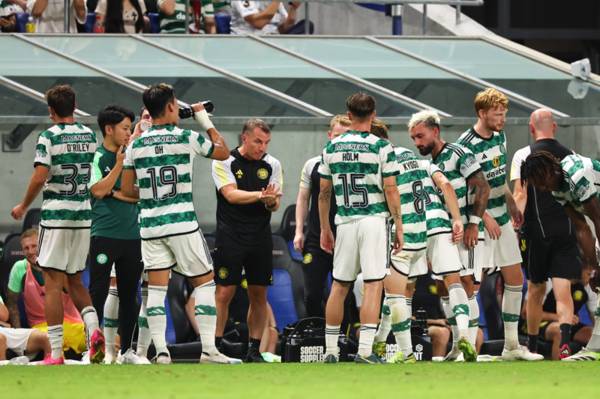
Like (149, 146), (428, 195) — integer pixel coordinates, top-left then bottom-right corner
(31, 36), (312, 117)
(267, 37), (533, 117)
(0, 83), (48, 116)
(383, 38), (600, 117)
(148, 36), (420, 116)
(0, 36), (142, 114)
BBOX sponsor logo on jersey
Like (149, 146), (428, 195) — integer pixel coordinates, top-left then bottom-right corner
(235, 169), (243, 179)
(257, 168), (269, 180)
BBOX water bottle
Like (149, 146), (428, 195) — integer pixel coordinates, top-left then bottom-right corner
(93, 14), (104, 33)
(25, 16), (35, 33)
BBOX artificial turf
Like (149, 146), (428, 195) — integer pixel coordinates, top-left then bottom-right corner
(1, 362), (598, 399)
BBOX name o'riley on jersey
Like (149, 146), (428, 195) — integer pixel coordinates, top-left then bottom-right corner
(66, 143), (92, 153)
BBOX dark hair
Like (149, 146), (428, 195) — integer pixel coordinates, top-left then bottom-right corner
(242, 118), (271, 135)
(346, 92), (376, 120)
(104, 0), (144, 33)
(97, 105), (135, 137)
(520, 151), (562, 187)
(45, 85), (76, 118)
(143, 83), (175, 119)
(370, 119), (389, 139)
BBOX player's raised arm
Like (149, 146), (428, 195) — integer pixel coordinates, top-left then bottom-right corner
(191, 102), (230, 161)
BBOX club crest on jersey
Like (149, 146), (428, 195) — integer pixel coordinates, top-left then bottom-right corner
(492, 156), (501, 168)
(96, 253), (108, 265)
(235, 169), (243, 179)
(257, 168), (269, 180)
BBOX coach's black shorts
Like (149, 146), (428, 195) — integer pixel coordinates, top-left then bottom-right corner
(214, 234), (273, 286)
(522, 230), (581, 284)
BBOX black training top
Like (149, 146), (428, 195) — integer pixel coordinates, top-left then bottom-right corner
(212, 148), (282, 245)
(300, 156), (337, 248)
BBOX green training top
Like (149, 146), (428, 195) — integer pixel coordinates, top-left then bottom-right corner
(89, 145), (140, 240)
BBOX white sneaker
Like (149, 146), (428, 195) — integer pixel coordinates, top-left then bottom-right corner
(444, 346), (462, 362)
(501, 346), (544, 361)
(104, 351), (116, 365)
(200, 351), (243, 364)
(561, 347), (600, 361)
(154, 353), (172, 365)
(81, 351), (90, 365)
(117, 349), (152, 365)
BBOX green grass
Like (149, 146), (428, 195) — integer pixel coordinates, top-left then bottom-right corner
(1, 362), (599, 399)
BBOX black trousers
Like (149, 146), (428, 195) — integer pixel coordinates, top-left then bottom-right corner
(89, 236), (143, 352)
(301, 243), (334, 318)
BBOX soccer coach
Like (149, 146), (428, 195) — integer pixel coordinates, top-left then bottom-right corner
(211, 118), (282, 363)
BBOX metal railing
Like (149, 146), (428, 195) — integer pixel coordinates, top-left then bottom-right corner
(55, 0), (483, 35)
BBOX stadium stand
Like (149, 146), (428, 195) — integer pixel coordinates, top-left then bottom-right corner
(0, 233), (22, 300)
(21, 208), (40, 232)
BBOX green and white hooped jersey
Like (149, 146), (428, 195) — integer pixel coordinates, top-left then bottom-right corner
(318, 130), (399, 225)
(553, 154), (600, 213)
(123, 124), (214, 240)
(394, 146), (429, 251)
(418, 160), (453, 236)
(34, 123), (97, 229)
(432, 143), (481, 226)
(458, 128), (509, 226)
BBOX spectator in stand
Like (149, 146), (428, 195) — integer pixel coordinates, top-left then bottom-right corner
(0, 0), (25, 32)
(230, 0), (312, 35)
(158, 0), (215, 33)
(0, 295), (51, 361)
(5, 229), (86, 355)
(95, 0), (148, 33)
(27, 0), (87, 33)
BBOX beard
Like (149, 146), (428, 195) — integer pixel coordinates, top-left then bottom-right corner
(417, 144), (434, 156)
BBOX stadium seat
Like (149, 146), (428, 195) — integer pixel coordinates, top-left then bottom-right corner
(215, 12), (231, 34)
(0, 233), (23, 299)
(277, 204), (303, 262)
(21, 208), (41, 232)
(268, 234), (306, 331)
(15, 12), (28, 33)
(84, 12), (96, 33)
(148, 13), (160, 33)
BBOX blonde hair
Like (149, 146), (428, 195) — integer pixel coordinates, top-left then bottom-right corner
(370, 119), (389, 139)
(329, 114), (351, 130)
(21, 228), (38, 241)
(407, 110), (441, 132)
(474, 88), (509, 115)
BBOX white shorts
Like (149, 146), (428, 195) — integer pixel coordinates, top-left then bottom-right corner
(390, 248), (426, 278)
(142, 230), (213, 278)
(37, 227), (90, 274)
(456, 239), (486, 283)
(333, 216), (388, 282)
(0, 327), (34, 356)
(482, 222), (522, 269)
(427, 233), (462, 278)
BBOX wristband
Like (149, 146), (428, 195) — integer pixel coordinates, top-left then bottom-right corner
(194, 109), (215, 132)
(468, 215), (482, 225)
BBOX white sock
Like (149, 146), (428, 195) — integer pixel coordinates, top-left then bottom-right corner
(502, 284), (522, 350)
(358, 324), (378, 357)
(325, 324), (340, 357)
(389, 295), (412, 357)
(136, 286), (151, 357)
(448, 283), (470, 339)
(586, 297), (600, 351)
(192, 281), (218, 354)
(406, 297), (413, 319)
(468, 294), (480, 347)
(47, 324), (64, 359)
(146, 285), (169, 356)
(374, 296), (392, 344)
(441, 296), (458, 345)
(81, 305), (100, 348)
(103, 287), (119, 357)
